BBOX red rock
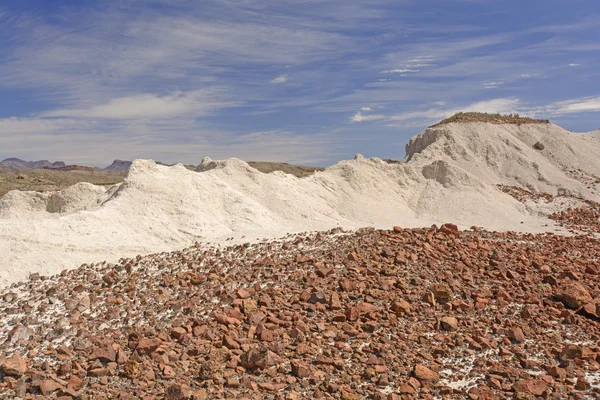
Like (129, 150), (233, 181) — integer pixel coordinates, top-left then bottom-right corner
(236, 288), (252, 299)
(560, 344), (583, 360)
(329, 292), (342, 310)
(439, 223), (459, 235)
(1, 353), (26, 376)
(136, 338), (162, 354)
(508, 327), (525, 343)
(258, 382), (287, 391)
(558, 283), (592, 309)
(399, 383), (415, 394)
(102, 271), (119, 285)
(68, 375), (84, 391)
(165, 383), (190, 399)
(428, 284), (453, 304)
(575, 377), (590, 390)
(240, 347), (279, 369)
(226, 377), (240, 388)
(440, 316), (458, 331)
(414, 364), (439, 382)
(40, 379), (63, 395)
(391, 299), (411, 314)
(345, 303), (378, 321)
(89, 347), (116, 363)
(548, 366), (566, 380)
(308, 291), (327, 304)
(291, 360), (311, 378)
(513, 379), (548, 396)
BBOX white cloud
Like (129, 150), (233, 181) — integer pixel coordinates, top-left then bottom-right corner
(350, 112), (386, 123)
(41, 90), (237, 120)
(361, 106), (372, 111)
(484, 81), (504, 89)
(568, 63), (580, 67)
(520, 73), (542, 79)
(0, 117), (80, 134)
(380, 69), (420, 74)
(271, 75), (288, 84)
(545, 97), (600, 115)
(352, 98), (521, 124)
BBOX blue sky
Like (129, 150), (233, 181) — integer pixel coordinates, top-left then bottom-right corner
(1, 0), (599, 166)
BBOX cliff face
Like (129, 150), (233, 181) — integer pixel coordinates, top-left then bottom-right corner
(404, 122), (600, 199)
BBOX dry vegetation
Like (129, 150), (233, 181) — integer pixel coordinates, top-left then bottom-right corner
(431, 112), (550, 127)
(0, 162), (325, 197)
(247, 162), (324, 177)
(0, 169), (126, 197)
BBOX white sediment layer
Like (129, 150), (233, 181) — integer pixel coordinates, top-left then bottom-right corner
(1, 122), (599, 287)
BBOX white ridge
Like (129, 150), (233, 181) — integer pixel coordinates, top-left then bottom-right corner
(1, 122), (599, 287)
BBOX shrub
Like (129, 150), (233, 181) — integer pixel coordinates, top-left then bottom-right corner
(430, 112), (550, 127)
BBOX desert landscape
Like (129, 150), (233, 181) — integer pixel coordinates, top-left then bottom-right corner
(1, 113), (600, 399)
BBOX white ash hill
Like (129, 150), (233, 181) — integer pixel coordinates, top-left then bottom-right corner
(1, 115), (599, 287)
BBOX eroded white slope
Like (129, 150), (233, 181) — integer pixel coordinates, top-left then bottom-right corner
(1, 122), (599, 287)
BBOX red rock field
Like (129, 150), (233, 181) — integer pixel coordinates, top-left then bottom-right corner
(2, 217), (600, 399)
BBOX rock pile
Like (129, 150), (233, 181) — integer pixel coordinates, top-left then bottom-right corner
(2, 222), (600, 399)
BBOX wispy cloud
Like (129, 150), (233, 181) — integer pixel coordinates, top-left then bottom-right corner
(484, 81), (505, 89)
(380, 69), (420, 74)
(544, 97), (600, 115)
(271, 75), (288, 84)
(350, 112), (386, 123)
(0, 1), (599, 164)
(351, 98), (521, 125)
(40, 90), (236, 120)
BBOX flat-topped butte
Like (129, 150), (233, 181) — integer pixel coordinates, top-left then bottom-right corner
(431, 112), (550, 127)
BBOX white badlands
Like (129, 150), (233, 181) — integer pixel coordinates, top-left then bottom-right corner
(1, 122), (599, 287)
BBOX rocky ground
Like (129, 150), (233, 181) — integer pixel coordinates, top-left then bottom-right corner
(2, 210), (600, 399)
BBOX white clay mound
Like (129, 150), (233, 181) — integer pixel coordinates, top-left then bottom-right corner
(1, 122), (599, 287)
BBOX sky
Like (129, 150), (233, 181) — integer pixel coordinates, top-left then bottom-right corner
(0, 0), (599, 167)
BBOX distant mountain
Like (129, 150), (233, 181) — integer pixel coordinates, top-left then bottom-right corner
(101, 159), (179, 172)
(0, 158), (66, 171)
(101, 160), (133, 173)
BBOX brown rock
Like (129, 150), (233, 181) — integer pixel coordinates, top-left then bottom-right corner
(102, 271), (119, 285)
(290, 360), (311, 378)
(508, 327), (526, 343)
(428, 284), (453, 304)
(513, 379), (548, 396)
(165, 383), (190, 399)
(345, 302), (378, 321)
(548, 366), (566, 380)
(171, 327), (187, 339)
(136, 338), (162, 354)
(1, 353), (26, 377)
(240, 347), (279, 370)
(414, 364), (439, 382)
(558, 283), (592, 309)
(40, 379), (63, 395)
(440, 316), (458, 331)
(68, 375), (84, 391)
(399, 383), (415, 394)
(340, 391), (359, 400)
(329, 292), (342, 310)
(308, 291), (327, 304)
(391, 299), (411, 314)
(89, 347), (116, 363)
(560, 344), (583, 360)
